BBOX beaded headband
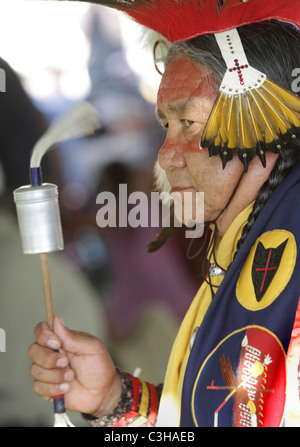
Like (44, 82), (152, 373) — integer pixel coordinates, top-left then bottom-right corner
(35, 0), (300, 170)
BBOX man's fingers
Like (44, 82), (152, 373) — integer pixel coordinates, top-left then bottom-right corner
(30, 363), (74, 384)
(33, 321), (62, 350)
(28, 343), (69, 369)
(53, 315), (104, 355)
(32, 379), (71, 398)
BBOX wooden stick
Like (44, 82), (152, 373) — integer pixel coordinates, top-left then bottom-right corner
(39, 253), (72, 424)
(40, 253), (55, 330)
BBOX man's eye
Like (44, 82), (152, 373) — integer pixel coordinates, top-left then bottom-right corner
(183, 120), (194, 127)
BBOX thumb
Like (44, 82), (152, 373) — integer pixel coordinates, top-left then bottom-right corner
(53, 315), (102, 356)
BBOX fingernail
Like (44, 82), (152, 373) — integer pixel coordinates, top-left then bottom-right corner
(48, 338), (60, 349)
(64, 370), (74, 381)
(60, 383), (70, 393)
(57, 357), (68, 368)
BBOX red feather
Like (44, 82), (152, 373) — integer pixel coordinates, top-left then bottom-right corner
(86, 0), (300, 42)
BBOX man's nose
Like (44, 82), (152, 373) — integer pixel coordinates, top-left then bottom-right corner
(158, 134), (186, 171)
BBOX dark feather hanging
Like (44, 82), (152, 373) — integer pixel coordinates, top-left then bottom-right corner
(147, 202), (174, 252)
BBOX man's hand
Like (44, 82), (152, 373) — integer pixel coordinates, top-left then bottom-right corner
(28, 316), (122, 418)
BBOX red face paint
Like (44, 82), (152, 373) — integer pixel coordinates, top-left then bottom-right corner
(157, 56), (217, 156)
(157, 56), (217, 106)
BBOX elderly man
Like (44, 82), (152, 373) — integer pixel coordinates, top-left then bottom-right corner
(28, 1), (300, 427)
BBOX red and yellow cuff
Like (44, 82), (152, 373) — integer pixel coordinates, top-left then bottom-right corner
(82, 368), (162, 427)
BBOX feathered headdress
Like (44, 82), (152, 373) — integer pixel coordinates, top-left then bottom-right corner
(43, 0), (300, 170)
(61, 0), (300, 42)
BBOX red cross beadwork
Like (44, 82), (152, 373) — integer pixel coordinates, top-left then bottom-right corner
(225, 34), (249, 86)
(229, 59), (248, 86)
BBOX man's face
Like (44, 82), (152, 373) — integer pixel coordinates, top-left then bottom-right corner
(156, 55), (245, 226)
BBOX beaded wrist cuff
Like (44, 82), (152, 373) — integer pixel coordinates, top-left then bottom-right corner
(82, 368), (162, 427)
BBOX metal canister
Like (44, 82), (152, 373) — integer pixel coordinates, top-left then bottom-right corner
(13, 183), (64, 254)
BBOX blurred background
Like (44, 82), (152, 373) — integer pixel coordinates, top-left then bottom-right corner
(0, 0), (206, 426)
